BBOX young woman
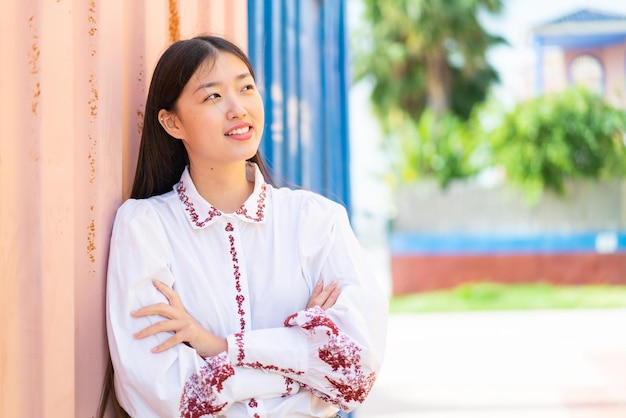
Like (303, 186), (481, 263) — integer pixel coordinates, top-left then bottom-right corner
(106, 35), (387, 418)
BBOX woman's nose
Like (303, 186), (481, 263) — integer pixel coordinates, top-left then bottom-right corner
(226, 96), (246, 119)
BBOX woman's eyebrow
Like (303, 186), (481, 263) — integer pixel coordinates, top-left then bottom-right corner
(194, 72), (252, 93)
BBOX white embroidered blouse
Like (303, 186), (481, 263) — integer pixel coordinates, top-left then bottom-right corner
(106, 163), (388, 418)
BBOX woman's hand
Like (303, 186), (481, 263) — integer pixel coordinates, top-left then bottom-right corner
(306, 280), (341, 310)
(131, 280), (227, 358)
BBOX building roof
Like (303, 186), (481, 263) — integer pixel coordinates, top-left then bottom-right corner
(533, 8), (626, 48)
(547, 8), (626, 24)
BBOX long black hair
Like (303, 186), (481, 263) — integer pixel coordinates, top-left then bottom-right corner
(131, 35), (273, 199)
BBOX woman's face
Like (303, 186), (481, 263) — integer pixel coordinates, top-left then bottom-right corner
(162, 52), (264, 169)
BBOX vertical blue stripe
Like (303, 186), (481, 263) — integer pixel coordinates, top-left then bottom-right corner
(270, 0), (284, 180)
(248, 0), (351, 214)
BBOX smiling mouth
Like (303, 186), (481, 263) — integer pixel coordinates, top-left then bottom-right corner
(226, 126), (251, 136)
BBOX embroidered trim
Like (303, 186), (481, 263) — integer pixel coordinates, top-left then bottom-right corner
(282, 377), (296, 397)
(236, 360), (305, 376)
(285, 307), (377, 407)
(248, 398), (261, 418)
(235, 183), (266, 222)
(177, 179), (266, 227)
(179, 353), (234, 418)
(226, 222), (246, 332)
(233, 329), (303, 376)
(176, 181), (221, 227)
(235, 332), (245, 363)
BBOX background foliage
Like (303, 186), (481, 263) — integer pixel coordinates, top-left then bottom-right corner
(353, 1), (626, 202)
(353, 0), (505, 128)
(488, 88), (626, 203)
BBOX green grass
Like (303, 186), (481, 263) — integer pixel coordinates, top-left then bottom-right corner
(389, 282), (626, 313)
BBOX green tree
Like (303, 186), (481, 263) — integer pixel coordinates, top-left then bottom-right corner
(388, 108), (486, 188)
(489, 87), (626, 203)
(353, 0), (505, 130)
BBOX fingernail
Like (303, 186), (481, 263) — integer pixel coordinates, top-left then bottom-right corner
(316, 281), (322, 287)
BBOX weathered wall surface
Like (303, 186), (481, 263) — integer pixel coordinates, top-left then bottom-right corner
(0, 1), (247, 416)
(394, 179), (626, 234)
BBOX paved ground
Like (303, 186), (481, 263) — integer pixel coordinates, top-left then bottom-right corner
(355, 309), (626, 418)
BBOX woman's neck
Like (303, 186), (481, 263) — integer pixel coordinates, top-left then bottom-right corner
(188, 162), (254, 213)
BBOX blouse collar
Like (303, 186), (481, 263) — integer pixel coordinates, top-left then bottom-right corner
(175, 162), (268, 229)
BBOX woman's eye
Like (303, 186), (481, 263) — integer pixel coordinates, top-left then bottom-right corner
(205, 93), (220, 102)
(242, 84), (255, 92)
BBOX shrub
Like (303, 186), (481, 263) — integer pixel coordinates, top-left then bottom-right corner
(488, 87), (626, 203)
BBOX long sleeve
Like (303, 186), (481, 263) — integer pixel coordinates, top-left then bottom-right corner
(106, 199), (299, 418)
(225, 197), (388, 411)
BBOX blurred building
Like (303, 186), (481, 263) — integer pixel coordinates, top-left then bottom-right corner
(390, 8), (626, 295)
(532, 8), (626, 107)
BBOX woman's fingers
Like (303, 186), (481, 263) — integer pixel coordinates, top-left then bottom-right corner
(307, 281), (340, 310)
(131, 280), (226, 356)
(133, 318), (186, 339)
(131, 302), (177, 319)
(131, 281), (189, 351)
(152, 280), (183, 308)
(134, 319), (194, 353)
(131, 281), (183, 320)
(321, 285), (341, 310)
(149, 330), (188, 353)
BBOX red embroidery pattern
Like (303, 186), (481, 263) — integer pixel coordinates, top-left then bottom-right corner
(247, 398), (261, 418)
(226, 223), (247, 332)
(233, 333), (303, 376)
(235, 183), (267, 222)
(179, 353), (235, 418)
(285, 307), (377, 408)
(237, 360), (304, 376)
(282, 377), (296, 397)
(299, 383), (341, 409)
(234, 332), (245, 363)
(326, 370), (376, 405)
(284, 311), (339, 336)
(176, 181), (221, 227)
(319, 333), (361, 372)
(320, 333), (376, 404)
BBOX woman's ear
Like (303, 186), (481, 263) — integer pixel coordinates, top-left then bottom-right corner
(158, 109), (183, 139)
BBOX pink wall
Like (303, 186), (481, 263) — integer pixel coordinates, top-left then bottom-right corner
(561, 42), (626, 107)
(0, 1), (247, 416)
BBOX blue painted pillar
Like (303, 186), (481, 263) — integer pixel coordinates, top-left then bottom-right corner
(247, 0), (352, 214)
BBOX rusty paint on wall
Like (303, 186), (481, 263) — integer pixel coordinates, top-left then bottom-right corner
(168, 0), (180, 43)
(87, 216), (96, 264)
(136, 57), (145, 136)
(86, 0), (99, 273)
(28, 16), (40, 115)
(136, 109), (144, 136)
(88, 2), (97, 39)
(88, 73), (99, 118)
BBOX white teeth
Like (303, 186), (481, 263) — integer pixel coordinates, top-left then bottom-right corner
(227, 126), (250, 135)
